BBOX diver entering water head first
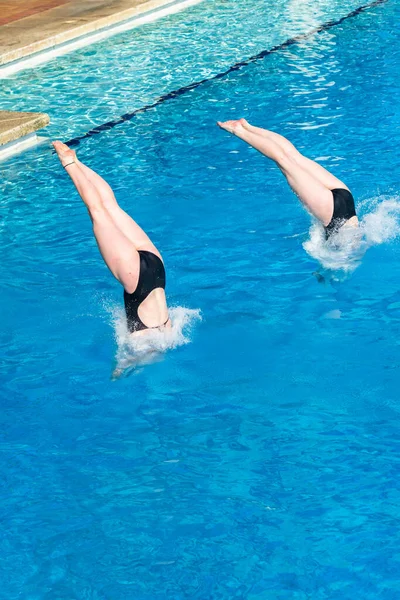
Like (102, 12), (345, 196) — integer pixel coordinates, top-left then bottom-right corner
(53, 141), (171, 336)
(217, 119), (358, 239)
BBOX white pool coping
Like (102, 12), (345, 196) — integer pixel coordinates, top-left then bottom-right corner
(0, 133), (48, 161)
(0, 0), (205, 78)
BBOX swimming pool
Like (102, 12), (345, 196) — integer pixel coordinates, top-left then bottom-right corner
(1, 0), (400, 597)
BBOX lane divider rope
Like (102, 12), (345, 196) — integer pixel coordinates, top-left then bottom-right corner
(66, 0), (388, 147)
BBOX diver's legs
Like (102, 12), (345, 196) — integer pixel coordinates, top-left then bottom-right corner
(217, 119), (335, 225)
(239, 119), (349, 191)
(64, 149), (158, 253)
(53, 141), (139, 293)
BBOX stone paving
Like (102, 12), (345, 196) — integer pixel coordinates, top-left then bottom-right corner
(0, 0), (171, 66)
(0, 0), (182, 149)
(0, 0), (71, 27)
(0, 110), (50, 145)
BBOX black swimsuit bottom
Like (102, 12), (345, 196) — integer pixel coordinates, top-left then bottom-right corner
(124, 250), (167, 333)
(325, 188), (357, 239)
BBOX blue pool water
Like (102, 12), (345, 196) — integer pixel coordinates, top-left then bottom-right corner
(0, 0), (372, 139)
(1, 0), (400, 597)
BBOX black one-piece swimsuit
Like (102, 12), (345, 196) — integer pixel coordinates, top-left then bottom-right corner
(325, 188), (357, 239)
(124, 250), (168, 332)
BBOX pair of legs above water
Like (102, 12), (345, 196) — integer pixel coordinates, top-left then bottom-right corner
(217, 118), (358, 236)
(53, 141), (169, 335)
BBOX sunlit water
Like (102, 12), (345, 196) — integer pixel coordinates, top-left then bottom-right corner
(1, 0), (400, 598)
(0, 0), (371, 139)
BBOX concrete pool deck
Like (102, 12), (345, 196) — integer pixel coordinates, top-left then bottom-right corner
(0, 110), (49, 143)
(0, 0), (201, 156)
(0, 0), (198, 67)
(0, 110), (50, 159)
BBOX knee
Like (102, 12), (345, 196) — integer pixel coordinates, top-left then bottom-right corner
(276, 147), (295, 169)
(279, 146), (303, 172)
(90, 203), (110, 226)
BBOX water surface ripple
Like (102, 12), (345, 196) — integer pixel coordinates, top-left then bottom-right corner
(1, 0), (400, 598)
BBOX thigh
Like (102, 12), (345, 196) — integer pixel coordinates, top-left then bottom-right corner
(300, 155), (349, 191)
(107, 205), (161, 257)
(279, 160), (334, 226)
(91, 208), (140, 293)
(248, 127), (347, 191)
(78, 162), (160, 254)
(269, 133), (349, 192)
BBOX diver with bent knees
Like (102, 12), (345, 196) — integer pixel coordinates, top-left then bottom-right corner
(53, 141), (170, 335)
(217, 119), (358, 238)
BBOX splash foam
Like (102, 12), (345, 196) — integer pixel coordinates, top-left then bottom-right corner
(108, 305), (201, 378)
(303, 196), (400, 275)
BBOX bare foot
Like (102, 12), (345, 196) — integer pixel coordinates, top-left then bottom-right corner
(238, 119), (276, 139)
(217, 119), (248, 136)
(238, 118), (255, 132)
(52, 140), (77, 168)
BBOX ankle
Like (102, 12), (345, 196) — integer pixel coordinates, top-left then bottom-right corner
(63, 160), (76, 169)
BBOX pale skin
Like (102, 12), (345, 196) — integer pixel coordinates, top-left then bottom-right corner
(217, 118), (358, 229)
(52, 141), (170, 334)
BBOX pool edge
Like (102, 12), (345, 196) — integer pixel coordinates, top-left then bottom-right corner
(0, 110), (50, 160)
(0, 0), (205, 77)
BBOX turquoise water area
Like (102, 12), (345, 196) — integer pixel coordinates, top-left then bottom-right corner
(1, 0), (400, 598)
(1, 0), (371, 139)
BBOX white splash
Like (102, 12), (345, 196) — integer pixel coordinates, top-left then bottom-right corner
(109, 305), (201, 378)
(303, 196), (400, 275)
(360, 197), (400, 245)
